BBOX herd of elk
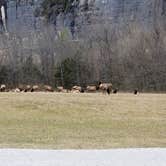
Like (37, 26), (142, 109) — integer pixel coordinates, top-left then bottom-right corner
(0, 83), (139, 95)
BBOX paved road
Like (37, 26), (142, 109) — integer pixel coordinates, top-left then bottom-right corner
(0, 148), (166, 166)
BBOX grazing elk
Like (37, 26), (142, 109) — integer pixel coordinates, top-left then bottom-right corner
(23, 85), (31, 92)
(31, 85), (39, 92)
(134, 89), (138, 95)
(61, 89), (68, 93)
(98, 82), (112, 95)
(86, 85), (96, 92)
(71, 89), (80, 93)
(71, 85), (84, 93)
(113, 88), (118, 94)
(14, 88), (21, 93)
(44, 85), (54, 92)
(56, 86), (69, 93)
(18, 84), (25, 92)
(57, 86), (64, 92)
(0, 84), (6, 92)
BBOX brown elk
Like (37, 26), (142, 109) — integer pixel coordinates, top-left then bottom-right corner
(71, 89), (80, 93)
(72, 86), (84, 93)
(23, 85), (31, 92)
(71, 85), (82, 92)
(44, 85), (54, 92)
(113, 88), (118, 94)
(72, 86), (81, 91)
(31, 85), (39, 92)
(134, 89), (138, 95)
(18, 84), (25, 91)
(0, 84), (6, 92)
(14, 88), (21, 93)
(86, 85), (97, 92)
(61, 89), (68, 93)
(99, 82), (112, 94)
(57, 86), (64, 92)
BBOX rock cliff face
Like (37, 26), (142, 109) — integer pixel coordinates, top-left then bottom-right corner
(4, 0), (166, 34)
(95, 0), (165, 22)
(6, 0), (42, 34)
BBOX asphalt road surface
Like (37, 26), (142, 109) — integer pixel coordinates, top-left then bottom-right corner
(0, 148), (166, 166)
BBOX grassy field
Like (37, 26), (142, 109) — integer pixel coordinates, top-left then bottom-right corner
(0, 92), (165, 149)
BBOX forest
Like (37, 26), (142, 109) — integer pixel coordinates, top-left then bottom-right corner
(0, 0), (165, 92)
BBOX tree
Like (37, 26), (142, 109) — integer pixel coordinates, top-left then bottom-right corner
(55, 57), (78, 88)
(0, 66), (10, 84)
(40, 0), (78, 23)
(21, 56), (42, 85)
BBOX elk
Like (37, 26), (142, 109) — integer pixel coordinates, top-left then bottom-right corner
(71, 89), (80, 93)
(0, 84), (6, 92)
(57, 86), (64, 92)
(23, 85), (31, 92)
(44, 85), (54, 92)
(72, 86), (81, 91)
(86, 85), (96, 92)
(71, 86), (84, 93)
(98, 82), (112, 95)
(113, 88), (118, 94)
(31, 85), (39, 92)
(14, 88), (21, 92)
(134, 89), (138, 95)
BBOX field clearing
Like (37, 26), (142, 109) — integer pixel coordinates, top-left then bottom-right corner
(0, 92), (165, 149)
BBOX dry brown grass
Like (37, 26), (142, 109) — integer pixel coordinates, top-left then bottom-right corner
(0, 92), (165, 149)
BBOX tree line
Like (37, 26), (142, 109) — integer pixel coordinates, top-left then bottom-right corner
(0, 19), (165, 92)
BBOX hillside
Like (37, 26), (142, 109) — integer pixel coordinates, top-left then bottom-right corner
(0, 0), (165, 91)
(5, 0), (165, 34)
